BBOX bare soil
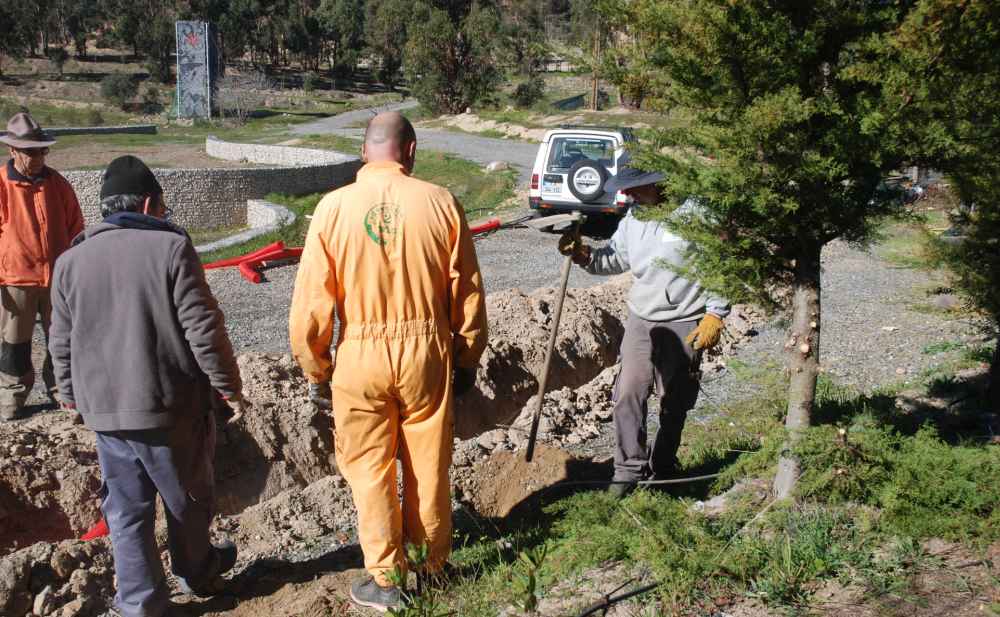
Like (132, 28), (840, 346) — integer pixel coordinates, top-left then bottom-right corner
(47, 143), (258, 172)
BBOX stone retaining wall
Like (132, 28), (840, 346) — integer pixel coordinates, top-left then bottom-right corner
(64, 145), (360, 229)
(206, 136), (351, 166)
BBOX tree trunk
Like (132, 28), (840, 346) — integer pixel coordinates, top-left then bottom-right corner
(773, 250), (822, 499)
(989, 337), (1000, 413)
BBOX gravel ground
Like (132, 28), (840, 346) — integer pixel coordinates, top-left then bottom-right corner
(290, 99), (539, 183)
(694, 239), (986, 412)
(205, 224), (608, 352)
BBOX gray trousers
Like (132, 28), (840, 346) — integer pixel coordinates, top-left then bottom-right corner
(95, 409), (219, 617)
(612, 312), (701, 482)
(0, 286), (55, 416)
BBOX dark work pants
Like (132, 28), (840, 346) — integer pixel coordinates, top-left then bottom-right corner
(95, 409), (219, 617)
(612, 312), (701, 482)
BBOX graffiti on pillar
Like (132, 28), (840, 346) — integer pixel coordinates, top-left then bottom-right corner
(176, 21), (216, 119)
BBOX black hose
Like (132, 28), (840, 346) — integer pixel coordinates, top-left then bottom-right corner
(546, 472), (721, 491)
(575, 582), (660, 617)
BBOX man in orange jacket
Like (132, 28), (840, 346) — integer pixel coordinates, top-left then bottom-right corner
(0, 112), (83, 421)
(289, 112), (487, 612)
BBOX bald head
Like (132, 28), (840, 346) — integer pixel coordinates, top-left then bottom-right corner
(362, 112), (417, 171)
(365, 112), (416, 147)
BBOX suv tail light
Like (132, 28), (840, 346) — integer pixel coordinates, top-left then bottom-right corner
(530, 173), (539, 190)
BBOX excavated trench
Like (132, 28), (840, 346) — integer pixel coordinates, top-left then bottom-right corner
(0, 276), (762, 616)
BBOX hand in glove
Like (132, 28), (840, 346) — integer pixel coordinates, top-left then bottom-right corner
(558, 232), (591, 266)
(309, 382), (332, 410)
(453, 366), (477, 397)
(684, 313), (724, 351)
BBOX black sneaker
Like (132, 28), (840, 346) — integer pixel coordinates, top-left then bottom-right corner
(349, 576), (401, 613)
(607, 480), (637, 499)
(178, 541), (238, 597)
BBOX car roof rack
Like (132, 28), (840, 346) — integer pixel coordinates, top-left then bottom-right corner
(556, 125), (637, 142)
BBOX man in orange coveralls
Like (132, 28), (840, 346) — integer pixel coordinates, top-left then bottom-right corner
(289, 111), (487, 612)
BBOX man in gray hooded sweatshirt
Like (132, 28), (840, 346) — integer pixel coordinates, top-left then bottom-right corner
(48, 156), (245, 617)
(560, 155), (729, 497)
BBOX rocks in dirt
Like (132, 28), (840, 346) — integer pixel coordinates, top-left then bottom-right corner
(226, 475), (356, 559)
(215, 354), (338, 514)
(0, 537), (114, 617)
(449, 299), (764, 457)
(0, 416), (102, 552)
(454, 278), (630, 439)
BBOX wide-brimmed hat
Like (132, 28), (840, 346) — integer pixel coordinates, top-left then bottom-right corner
(604, 153), (664, 193)
(0, 112), (57, 149)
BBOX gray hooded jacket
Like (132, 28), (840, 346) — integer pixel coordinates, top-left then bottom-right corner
(585, 208), (730, 322)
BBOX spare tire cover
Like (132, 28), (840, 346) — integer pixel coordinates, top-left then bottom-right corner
(567, 159), (608, 202)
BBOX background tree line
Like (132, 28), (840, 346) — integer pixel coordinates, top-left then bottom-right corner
(0, 0), (611, 113)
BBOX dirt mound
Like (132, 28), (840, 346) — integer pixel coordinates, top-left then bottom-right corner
(0, 414), (102, 553)
(215, 354), (337, 514)
(219, 475), (355, 559)
(455, 444), (583, 519)
(454, 277), (630, 439)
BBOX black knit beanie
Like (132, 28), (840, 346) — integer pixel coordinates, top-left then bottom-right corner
(100, 155), (163, 199)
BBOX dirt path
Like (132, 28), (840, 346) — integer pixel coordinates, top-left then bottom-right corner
(290, 99), (539, 183)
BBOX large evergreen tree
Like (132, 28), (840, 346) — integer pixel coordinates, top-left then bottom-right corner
(634, 0), (915, 498)
(404, 1), (501, 114)
(890, 0), (1000, 410)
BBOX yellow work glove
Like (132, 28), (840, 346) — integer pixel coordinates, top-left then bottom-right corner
(685, 313), (724, 351)
(558, 232), (591, 266)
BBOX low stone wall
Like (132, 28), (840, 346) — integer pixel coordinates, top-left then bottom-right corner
(1, 125), (158, 138)
(206, 136), (351, 166)
(64, 153), (360, 230)
(194, 200), (297, 254)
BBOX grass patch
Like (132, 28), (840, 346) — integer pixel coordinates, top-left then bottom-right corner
(298, 134), (363, 155)
(435, 339), (999, 615)
(188, 224), (247, 246)
(198, 193), (319, 264)
(876, 210), (949, 270)
(0, 96), (133, 127)
(922, 340), (964, 355)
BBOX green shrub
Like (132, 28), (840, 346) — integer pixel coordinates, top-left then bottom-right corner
(84, 109), (105, 127)
(100, 74), (138, 110)
(46, 47), (69, 77)
(512, 80), (544, 108)
(142, 87), (161, 114)
(302, 71), (319, 92)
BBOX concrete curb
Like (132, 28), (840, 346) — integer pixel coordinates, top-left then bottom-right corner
(194, 199), (296, 254)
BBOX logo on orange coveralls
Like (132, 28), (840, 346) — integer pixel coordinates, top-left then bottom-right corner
(363, 203), (402, 246)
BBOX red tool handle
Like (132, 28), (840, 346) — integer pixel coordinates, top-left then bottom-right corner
(81, 517), (109, 540)
(469, 217), (501, 234)
(238, 261), (263, 284)
(203, 241), (285, 269)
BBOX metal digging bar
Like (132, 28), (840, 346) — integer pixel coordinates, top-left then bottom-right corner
(523, 212), (583, 462)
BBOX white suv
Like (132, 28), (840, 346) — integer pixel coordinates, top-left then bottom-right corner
(528, 126), (636, 218)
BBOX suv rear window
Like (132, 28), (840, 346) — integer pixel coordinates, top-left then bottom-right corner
(546, 137), (615, 173)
